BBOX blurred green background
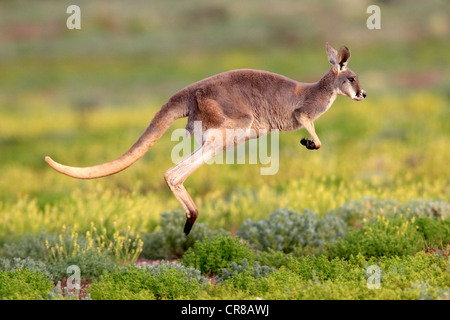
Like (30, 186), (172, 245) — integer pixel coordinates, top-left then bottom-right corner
(0, 0), (449, 238)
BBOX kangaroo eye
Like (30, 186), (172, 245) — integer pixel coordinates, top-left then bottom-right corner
(348, 78), (354, 82)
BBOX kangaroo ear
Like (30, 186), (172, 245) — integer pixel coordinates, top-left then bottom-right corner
(326, 42), (338, 67)
(337, 46), (351, 71)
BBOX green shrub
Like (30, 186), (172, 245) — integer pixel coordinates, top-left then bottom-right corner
(212, 267), (305, 299)
(88, 262), (204, 300)
(1, 229), (117, 281)
(182, 234), (256, 276)
(413, 216), (450, 246)
(217, 258), (275, 283)
(328, 197), (399, 227)
(285, 254), (363, 282)
(326, 215), (423, 259)
(403, 200), (450, 220)
(0, 257), (50, 278)
(238, 208), (346, 253)
(2, 230), (59, 261)
(213, 259), (278, 296)
(89, 283), (156, 300)
(0, 269), (54, 300)
(329, 198), (450, 227)
(141, 210), (223, 260)
(254, 248), (292, 269)
(212, 252), (450, 300)
(45, 249), (117, 282)
(408, 281), (450, 300)
(42, 281), (92, 300)
(141, 260), (209, 285)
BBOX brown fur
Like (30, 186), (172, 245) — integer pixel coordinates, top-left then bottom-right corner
(45, 43), (366, 235)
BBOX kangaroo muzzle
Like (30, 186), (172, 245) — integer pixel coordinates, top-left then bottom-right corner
(355, 89), (367, 101)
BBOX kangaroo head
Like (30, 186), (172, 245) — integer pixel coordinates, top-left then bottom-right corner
(326, 43), (366, 101)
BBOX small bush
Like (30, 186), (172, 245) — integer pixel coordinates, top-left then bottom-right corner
(211, 252), (450, 300)
(212, 267), (303, 299)
(285, 254), (362, 282)
(2, 230), (59, 262)
(413, 216), (450, 246)
(1, 229), (118, 281)
(0, 269), (54, 300)
(255, 248), (292, 269)
(3, 224), (143, 264)
(408, 281), (450, 300)
(329, 198), (450, 227)
(88, 262), (204, 300)
(328, 197), (399, 227)
(326, 215), (423, 259)
(238, 208), (346, 253)
(182, 234), (256, 276)
(213, 258), (277, 296)
(217, 258), (275, 283)
(402, 200), (450, 220)
(141, 260), (210, 285)
(45, 249), (117, 282)
(0, 257), (51, 278)
(141, 210), (223, 260)
(42, 281), (92, 300)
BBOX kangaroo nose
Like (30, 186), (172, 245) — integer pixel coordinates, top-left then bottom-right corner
(362, 91), (367, 98)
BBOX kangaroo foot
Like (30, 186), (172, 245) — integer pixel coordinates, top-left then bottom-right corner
(184, 210), (198, 236)
(300, 138), (318, 150)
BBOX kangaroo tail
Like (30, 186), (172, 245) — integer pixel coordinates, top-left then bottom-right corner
(45, 102), (186, 179)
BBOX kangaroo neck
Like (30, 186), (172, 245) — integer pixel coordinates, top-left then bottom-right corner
(293, 69), (338, 122)
(316, 68), (338, 98)
(311, 68), (338, 113)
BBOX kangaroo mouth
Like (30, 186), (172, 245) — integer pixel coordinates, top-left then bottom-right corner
(353, 91), (367, 101)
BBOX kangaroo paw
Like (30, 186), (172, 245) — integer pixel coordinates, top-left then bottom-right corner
(184, 210), (198, 236)
(300, 138), (317, 150)
(184, 220), (193, 236)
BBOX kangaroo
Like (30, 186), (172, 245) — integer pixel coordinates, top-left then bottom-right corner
(46, 43), (366, 235)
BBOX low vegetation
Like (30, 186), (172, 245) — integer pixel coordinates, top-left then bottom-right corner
(1, 199), (449, 300)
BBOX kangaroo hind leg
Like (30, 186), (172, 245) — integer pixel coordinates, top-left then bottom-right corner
(164, 124), (252, 235)
(164, 135), (222, 235)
